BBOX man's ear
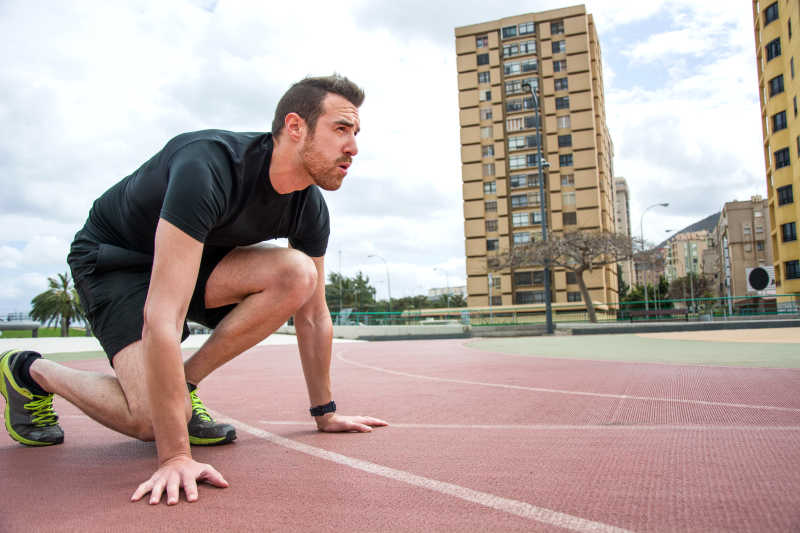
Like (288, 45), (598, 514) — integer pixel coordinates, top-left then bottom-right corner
(284, 112), (306, 142)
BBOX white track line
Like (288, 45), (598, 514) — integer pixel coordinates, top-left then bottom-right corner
(259, 421), (800, 431)
(336, 352), (800, 414)
(211, 412), (632, 533)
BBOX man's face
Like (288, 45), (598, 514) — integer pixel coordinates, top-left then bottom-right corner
(299, 93), (360, 191)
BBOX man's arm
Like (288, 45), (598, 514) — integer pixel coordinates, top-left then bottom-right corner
(293, 255), (387, 432)
(130, 218), (228, 505)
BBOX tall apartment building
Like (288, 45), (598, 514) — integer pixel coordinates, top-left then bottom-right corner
(753, 1), (800, 305)
(455, 5), (616, 310)
(664, 231), (709, 282)
(614, 177), (634, 287)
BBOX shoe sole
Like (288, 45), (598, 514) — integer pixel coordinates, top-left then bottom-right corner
(1, 350), (64, 447)
(189, 428), (237, 446)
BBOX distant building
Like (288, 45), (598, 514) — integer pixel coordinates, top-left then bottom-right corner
(752, 1), (800, 306)
(613, 177), (634, 287)
(428, 286), (467, 299)
(664, 231), (709, 282)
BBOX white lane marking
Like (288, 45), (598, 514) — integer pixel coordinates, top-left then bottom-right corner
(211, 412), (632, 533)
(336, 352), (800, 414)
(259, 421), (800, 431)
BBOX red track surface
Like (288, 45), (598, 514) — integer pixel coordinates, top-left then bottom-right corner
(2, 339), (799, 532)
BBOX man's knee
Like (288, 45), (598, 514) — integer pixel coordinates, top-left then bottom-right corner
(282, 250), (318, 299)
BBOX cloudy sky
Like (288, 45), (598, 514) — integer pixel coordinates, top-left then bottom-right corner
(0, 0), (763, 313)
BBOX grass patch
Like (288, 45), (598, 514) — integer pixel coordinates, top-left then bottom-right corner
(0, 327), (90, 338)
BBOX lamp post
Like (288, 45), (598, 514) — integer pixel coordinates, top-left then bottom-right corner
(433, 267), (451, 308)
(523, 81), (553, 334)
(640, 202), (669, 311)
(368, 254), (392, 316)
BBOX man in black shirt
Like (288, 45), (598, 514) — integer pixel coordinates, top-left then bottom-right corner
(0, 75), (387, 505)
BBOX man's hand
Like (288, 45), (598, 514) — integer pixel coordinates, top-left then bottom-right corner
(130, 455), (229, 505)
(315, 413), (388, 433)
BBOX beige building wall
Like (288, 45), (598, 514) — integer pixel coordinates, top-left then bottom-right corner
(614, 177), (634, 288)
(456, 5), (617, 311)
(665, 231), (710, 282)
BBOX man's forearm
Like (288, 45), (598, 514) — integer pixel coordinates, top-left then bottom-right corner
(294, 311), (334, 407)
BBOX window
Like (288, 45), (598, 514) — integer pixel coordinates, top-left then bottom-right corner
(502, 40), (537, 58)
(482, 145), (495, 157)
(519, 22), (535, 35)
(508, 134), (539, 150)
(509, 153), (541, 169)
(552, 40), (566, 54)
(506, 117), (523, 131)
(476, 35), (488, 48)
(533, 271), (545, 285)
(481, 126), (492, 139)
(797, 135), (800, 157)
(557, 115), (571, 129)
(479, 89), (492, 102)
(561, 174), (574, 186)
(478, 71), (491, 84)
(558, 134), (572, 147)
(786, 260), (800, 279)
(505, 78), (538, 95)
(483, 181), (496, 194)
(491, 295), (502, 306)
(795, 96), (798, 117)
(775, 147), (791, 168)
(773, 111), (788, 131)
(553, 59), (567, 72)
(766, 38), (781, 61)
(510, 174), (539, 189)
(792, 57), (796, 79)
(477, 53), (490, 65)
(567, 292), (582, 302)
(524, 115), (540, 129)
(515, 291), (545, 304)
(512, 212), (528, 227)
(781, 221), (797, 241)
(566, 271), (577, 284)
(485, 219), (498, 232)
(480, 108), (493, 121)
(485, 200), (497, 212)
(551, 21), (565, 34)
(790, 18), (794, 40)
(483, 163), (495, 176)
(757, 240), (765, 251)
(563, 212), (577, 225)
(511, 194), (528, 208)
(559, 154), (574, 167)
(502, 25), (517, 39)
(504, 61), (521, 75)
(556, 96), (570, 109)
(554, 77), (569, 91)
(744, 243), (752, 252)
(764, 2), (779, 26)
(491, 275), (501, 289)
(513, 232), (531, 245)
(514, 271), (533, 286)
(562, 191), (576, 206)
(487, 239), (499, 251)
(778, 184), (794, 205)
(743, 224), (751, 235)
(521, 59), (538, 72)
(769, 75), (784, 96)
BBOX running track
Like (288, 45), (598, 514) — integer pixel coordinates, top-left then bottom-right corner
(1, 338), (799, 532)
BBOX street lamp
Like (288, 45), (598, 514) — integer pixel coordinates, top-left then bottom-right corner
(433, 267), (451, 308)
(368, 254), (392, 316)
(523, 81), (553, 334)
(640, 202), (669, 311)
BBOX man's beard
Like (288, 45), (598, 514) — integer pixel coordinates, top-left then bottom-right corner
(300, 136), (351, 191)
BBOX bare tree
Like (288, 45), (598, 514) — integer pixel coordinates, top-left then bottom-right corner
(499, 231), (633, 322)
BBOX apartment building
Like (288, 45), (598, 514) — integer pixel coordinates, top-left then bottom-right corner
(664, 231), (709, 282)
(753, 1), (800, 305)
(614, 177), (634, 287)
(455, 5), (617, 310)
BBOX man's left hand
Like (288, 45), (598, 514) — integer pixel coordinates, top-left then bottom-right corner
(316, 414), (388, 432)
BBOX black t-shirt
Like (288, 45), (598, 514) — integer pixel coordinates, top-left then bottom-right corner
(81, 130), (330, 257)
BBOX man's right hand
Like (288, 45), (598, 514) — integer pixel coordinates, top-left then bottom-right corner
(130, 454), (229, 505)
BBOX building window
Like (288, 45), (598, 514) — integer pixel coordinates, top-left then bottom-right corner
(554, 77), (569, 91)
(551, 21), (565, 34)
(508, 134), (540, 150)
(505, 78), (538, 95)
(478, 71), (491, 84)
(790, 18), (794, 40)
(521, 59), (538, 72)
(766, 38), (781, 61)
(553, 59), (567, 72)
(775, 147), (791, 168)
(764, 2), (779, 26)
(511, 194), (528, 208)
(515, 290), (545, 304)
(552, 40), (566, 54)
(476, 35), (488, 48)
(483, 163), (495, 176)
(559, 154), (574, 167)
(743, 224), (752, 235)
(506, 117), (523, 131)
(513, 232), (531, 245)
(483, 181), (496, 194)
(562, 191), (576, 206)
(567, 291), (582, 302)
(769, 75), (784, 96)
(480, 108), (493, 121)
(773, 111), (788, 131)
(757, 240), (765, 251)
(481, 126), (492, 139)
(782, 221), (797, 241)
(524, 115), (540, 129)
(477, 53), (490, 65)
(519, 22), (535, 35)
(566, 271), (577, 284)
(514, 271), (533, 286)
(482, 145), (495, 157)
(556, 96), (570, 109)
(491, 295), (502, 305)
(561, 174), (575, 186)
(558, 134), (572, 147)
(797, 135), (800, 157)
(786, 260), (800, 279)
(486, 239), (499, 251)
(557, 115), (571, 129)
(563, 211), (577, 225)
(485, 200), (497, 212)
(793, 57), (796, 79)
(512, 212), (528, 227)
(795, 96), (798, 117)
(479, 89), (492, 102)
(510, 174), (539, 189)
(502, 25), (517, 39)
(485, 219), (498, 232)
(778, 184), (794, 205)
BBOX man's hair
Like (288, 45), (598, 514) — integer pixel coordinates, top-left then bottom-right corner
(271, 74), (365, 138)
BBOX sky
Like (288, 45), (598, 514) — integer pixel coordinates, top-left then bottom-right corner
(0, 0), (764, 313)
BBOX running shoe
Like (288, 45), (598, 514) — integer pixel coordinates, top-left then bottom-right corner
(187, 387), (236, 446)
(1, 349), (64, 446)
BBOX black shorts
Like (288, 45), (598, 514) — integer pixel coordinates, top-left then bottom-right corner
(68, 230), (236, 365)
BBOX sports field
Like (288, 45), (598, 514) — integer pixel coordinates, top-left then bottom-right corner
(1, 328), (799, 532)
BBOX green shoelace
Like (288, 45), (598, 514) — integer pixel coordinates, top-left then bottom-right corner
(25, 395), (59, 427)
(189, 390), (212, 422)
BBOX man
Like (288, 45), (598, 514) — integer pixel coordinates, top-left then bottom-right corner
(0, 74), (387, 505)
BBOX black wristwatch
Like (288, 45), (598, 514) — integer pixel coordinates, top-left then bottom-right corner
(309, 400), (336, 417)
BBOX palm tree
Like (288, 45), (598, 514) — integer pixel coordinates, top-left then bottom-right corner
(30, 272), (85, 337)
